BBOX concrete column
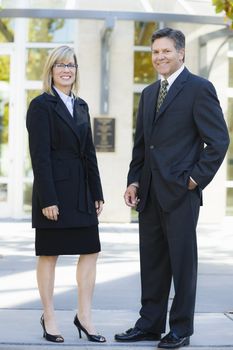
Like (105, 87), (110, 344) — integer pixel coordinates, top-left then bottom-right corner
(76, 19), (134, 222)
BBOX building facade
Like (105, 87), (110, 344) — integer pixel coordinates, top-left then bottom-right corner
(0, 0), (232, 223)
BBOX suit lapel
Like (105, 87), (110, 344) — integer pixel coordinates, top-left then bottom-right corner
(153, 67), (190, 124)
(146, 82), (160, 131)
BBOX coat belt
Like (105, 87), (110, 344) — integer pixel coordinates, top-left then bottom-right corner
(51, 150), (92, 214)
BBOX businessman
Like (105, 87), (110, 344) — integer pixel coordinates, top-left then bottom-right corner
(115, 27), (229, 349)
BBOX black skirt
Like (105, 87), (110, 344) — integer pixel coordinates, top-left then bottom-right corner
(35, 225), (100, 256)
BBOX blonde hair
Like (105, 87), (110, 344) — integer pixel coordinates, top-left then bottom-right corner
(42, 45), (79, 96)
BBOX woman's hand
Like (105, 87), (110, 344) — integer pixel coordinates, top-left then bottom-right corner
(42, 205), (59, 221)
(95, 201), (104, 216)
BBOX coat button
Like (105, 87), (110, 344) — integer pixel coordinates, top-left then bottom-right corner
(150, 145), (155, 149)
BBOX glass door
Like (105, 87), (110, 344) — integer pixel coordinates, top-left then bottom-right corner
(0, 51), (12, 215)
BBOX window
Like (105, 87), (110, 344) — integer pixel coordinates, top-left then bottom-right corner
(226, 49), (233, 215)
(134, 51), (156, 84)
(0, 56), (10, 178)
(227, 98), (233, 181)
(133, 93), (140, 137)
(23, 183), (32, 213)
(26, 48), (51, 81)
(0, 19), (14, 42)
(28, 18), (74, 43)
(134, 22), (157, 46)
(228, 57), (233, 88)
(0, 55), (10, 82)
(132, 22), (158, 221)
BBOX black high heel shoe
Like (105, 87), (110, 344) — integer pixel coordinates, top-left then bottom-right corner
(73, 315), (106, 343)
(40, 314), (64, 343)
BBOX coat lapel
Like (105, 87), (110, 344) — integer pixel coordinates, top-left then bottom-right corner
(73, 98), (88, 127)
(153, 67), (190, 125)
(54, 98), (82, 143)
(73, 99), (89, 152)
(44, 91), (88, 145)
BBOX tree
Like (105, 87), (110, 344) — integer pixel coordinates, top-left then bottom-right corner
(212, 0), (233, 28)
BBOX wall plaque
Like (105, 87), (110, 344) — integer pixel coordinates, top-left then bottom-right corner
(94, 117), (115, 152)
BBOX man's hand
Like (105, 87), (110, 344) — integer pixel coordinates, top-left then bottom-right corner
(95, 200), (104, 216)
(188, 178), (197, 190)
(124, 185), (139, 208)
(42, 205), (59, 221)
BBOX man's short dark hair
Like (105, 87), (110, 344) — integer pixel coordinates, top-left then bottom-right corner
(151, 27), (185, 51)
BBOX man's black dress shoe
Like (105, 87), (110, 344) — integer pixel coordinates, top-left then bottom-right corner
(115, 327), (161, 342)
(158, 331), (190, 349)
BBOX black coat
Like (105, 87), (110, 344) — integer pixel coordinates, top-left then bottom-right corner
(128, 67), (230, 212)
(26, 91), (103, 228)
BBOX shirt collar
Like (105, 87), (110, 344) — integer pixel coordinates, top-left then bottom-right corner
(53, 86), (74, 104)
(160, 64), (185, 90)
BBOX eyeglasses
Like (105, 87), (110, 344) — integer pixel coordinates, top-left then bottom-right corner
(53, 63), (78, 70)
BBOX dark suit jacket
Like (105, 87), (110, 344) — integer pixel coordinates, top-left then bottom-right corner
(26, 91), (103, 228)
(128, 67), (230, 212)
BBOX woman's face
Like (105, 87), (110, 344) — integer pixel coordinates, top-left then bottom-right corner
(52, 57), (77, 94)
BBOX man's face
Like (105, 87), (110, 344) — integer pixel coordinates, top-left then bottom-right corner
(151, 37), (185, 79)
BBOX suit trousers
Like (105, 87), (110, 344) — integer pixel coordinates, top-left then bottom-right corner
(135, 182), (200, 337)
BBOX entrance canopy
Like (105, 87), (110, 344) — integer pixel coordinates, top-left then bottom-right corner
(0, 0), (227, 25)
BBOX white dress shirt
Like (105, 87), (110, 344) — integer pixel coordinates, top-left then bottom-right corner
(160, 64), (184, 91)
(53, 86), (74, 117)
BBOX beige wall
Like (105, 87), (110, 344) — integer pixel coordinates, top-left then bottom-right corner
(77, 19), (134, 222)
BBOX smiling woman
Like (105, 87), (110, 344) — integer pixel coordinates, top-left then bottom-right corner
(52, 61), (77, 94)
(26, 45), (106, 344)
(42, 46), (78, 96)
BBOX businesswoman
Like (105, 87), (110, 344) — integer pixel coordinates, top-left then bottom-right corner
(26, 46), (105, 343)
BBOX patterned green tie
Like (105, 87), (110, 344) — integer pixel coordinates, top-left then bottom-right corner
(156, 79), (168, 112)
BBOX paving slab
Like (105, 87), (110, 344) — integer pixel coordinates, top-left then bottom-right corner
(0, 220), (233, 349)
(0, 309), (233, 349)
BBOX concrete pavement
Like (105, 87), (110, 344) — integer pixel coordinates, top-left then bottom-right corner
(0, 220), (233, 349)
